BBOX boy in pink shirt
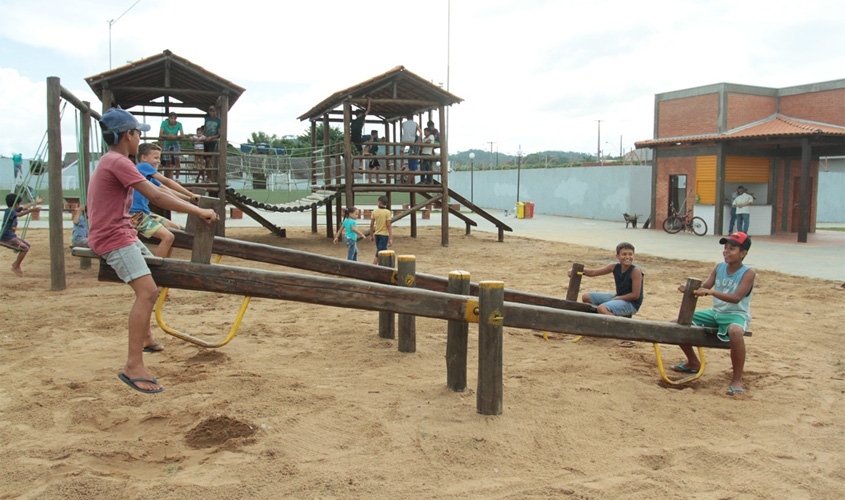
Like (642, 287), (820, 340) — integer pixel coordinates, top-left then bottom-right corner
(88, 108), (218, 394)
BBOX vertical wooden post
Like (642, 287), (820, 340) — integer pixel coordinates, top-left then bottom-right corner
(216, 95), (229, 237)
(79, 100), (92, 269)
(378, 250), (396, 339)
(47, 77), (66, 291)
(325, 196), (334, 239)
(342, 102), (354, 210)
(677, 278), (702, 326)
(397, 255), (416, 353)
(410, 192), (417, 238)
(439, 105), (449, 247)
(446, 270), (471, 392)
(477, 280), (504, 415)
(311, 204), (318, 233)
(566, 263), (584, 301)
(190, 196), (223, 264)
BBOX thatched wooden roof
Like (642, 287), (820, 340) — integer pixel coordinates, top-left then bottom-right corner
(298, 66), (463, 122)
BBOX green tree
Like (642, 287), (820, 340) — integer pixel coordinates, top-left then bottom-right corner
(297, 123), (344, 150)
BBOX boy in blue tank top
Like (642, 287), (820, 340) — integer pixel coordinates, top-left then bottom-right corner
(672, 231), (755, 396)
(570, 241), (644, 347)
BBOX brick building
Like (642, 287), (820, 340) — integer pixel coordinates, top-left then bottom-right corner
(635, 80), (845, 241)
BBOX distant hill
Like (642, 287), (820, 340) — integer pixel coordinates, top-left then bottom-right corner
(450, 149), (597, 168)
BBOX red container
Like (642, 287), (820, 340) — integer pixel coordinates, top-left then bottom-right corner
(526, 202), (535, 218)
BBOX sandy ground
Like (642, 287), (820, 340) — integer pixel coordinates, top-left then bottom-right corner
(1, 226), (843, 500)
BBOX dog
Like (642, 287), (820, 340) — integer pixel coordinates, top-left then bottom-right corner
(623, 213), (638, 229)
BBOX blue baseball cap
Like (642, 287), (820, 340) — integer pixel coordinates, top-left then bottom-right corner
(99, 107), (151, 135)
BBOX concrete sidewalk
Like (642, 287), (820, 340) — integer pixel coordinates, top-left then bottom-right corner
(33, 206), (844, 281)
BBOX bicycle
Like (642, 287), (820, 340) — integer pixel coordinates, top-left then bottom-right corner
(662, 203), (708, 236)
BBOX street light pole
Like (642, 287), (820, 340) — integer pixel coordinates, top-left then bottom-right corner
(469, 152), (475, 204)
(108, 0), (141, 70)
(516, 146), (522, 205)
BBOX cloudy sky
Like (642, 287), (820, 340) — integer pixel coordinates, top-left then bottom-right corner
(1, 0), (843, 161)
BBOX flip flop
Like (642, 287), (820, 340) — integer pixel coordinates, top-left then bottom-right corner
(671, 362), (699, 373)
(725, 385), (745, 396)
(142, 343), (164, 353)
(618, 341), (636, 348)
(118, 372), (164, 394)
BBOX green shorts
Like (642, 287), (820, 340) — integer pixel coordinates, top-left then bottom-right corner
(692, 309), (748, 342)
(131, 212), (168, 239)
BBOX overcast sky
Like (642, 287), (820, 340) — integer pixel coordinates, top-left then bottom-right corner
(1, 0), (843, 160)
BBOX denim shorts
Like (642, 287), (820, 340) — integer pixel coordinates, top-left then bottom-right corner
(163, 142), (180, 162)
(692, 309), (748, 342)
(587, 292), (639, 316)
(103, 240), (153, 283)
(374, 234), (389, 255)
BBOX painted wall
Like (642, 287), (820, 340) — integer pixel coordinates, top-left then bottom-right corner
(817, 158), (845, 222)
(448, 164), (653, 222)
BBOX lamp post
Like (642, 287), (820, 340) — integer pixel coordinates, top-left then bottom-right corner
(516, 147), (522, 205)
(469, 152), (475, 203)
(108, 0), (141, 69)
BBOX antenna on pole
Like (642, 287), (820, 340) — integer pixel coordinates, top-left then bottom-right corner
(108, 0), (141, 70)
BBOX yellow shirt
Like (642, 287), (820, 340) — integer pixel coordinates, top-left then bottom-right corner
(372, 207), (391, 235)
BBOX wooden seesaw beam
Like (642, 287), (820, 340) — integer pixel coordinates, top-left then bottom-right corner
(164, 229), (596, 314)
(72, 247), (732, 349)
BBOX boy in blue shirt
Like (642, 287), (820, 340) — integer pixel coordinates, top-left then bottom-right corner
(672, 232), (755, 396)
(130, 143), (200, 258)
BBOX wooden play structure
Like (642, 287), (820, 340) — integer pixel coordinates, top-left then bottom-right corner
(74, 209), (742, 415)
(84, 50), (246, 225)
(298, 66), (512, 246)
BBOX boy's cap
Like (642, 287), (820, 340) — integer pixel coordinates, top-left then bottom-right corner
(719, 231), (751, 250)
(100, 108), (151, 134)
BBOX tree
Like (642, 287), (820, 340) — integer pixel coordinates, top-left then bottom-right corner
(297, 123), (344, 150)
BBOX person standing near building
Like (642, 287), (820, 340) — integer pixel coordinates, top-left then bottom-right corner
(732, 186), (754, 234)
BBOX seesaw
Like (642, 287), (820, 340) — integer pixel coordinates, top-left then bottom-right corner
(562, 262), (752, 385)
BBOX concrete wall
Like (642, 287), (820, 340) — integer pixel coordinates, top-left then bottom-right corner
(448, 164), (653, 222)
(817, 158), (845, 222)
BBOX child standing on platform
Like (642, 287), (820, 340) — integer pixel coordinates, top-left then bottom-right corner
(569, 241), (644, 347)
(333, 207), (367, 261)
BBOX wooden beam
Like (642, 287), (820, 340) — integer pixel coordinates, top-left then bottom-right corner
(477, 281), (504, 415)
(75, 247), (735, 348)
(166, 229), (590, 313)
(447, 271), (470, 391)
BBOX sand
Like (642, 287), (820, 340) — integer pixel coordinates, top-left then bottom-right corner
(1, 226), (843, 499)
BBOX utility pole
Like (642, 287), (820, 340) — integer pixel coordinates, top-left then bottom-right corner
(487, 141), (496, 169)
(108, 0), (141, 69)
(595, 120), (603, 164)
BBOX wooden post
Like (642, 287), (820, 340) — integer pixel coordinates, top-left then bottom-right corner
(410, 192), (417, 238)
(79, 100), (92, 269)
(378, 250), (396, 339)
(566, 262), (584, 301)
(446, 270), (471, 392)
(397, 255), (416, 353)
(190, 196), (223, 264)
(47, 76), (66, 291)
(216, 95), (229, 236)
(477, 281), (504, 415)
(439, 105), (449, 247)
(677, 278), (702, 326)
(342, 102), (354, 210)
